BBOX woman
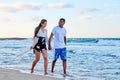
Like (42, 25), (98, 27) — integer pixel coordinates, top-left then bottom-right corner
(30, 19), (48, 75)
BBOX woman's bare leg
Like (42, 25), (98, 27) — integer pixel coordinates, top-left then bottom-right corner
(31, 50), (40, 73)
(42, 49), (48, 74)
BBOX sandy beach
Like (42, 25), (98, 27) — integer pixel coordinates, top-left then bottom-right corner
(0, 68), (62, 80)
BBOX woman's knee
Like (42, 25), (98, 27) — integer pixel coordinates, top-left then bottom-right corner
(35, 58), (40, 62)
(34, 50), (40, 62)
(42, 50), (48, 60)
(44, 56), (48, 61)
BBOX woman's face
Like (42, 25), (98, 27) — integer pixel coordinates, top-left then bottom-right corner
(42, 21), (47, 28)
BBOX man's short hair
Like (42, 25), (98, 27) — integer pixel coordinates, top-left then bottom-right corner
(59, 18), (65, 23)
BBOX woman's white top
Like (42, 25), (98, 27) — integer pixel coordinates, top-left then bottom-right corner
(32, 28), (48, 48)
(37, 29), (47, 37)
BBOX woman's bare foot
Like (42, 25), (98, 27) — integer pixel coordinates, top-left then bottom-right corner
(31, 69), (34, 73)
(44, 72), (48, 75)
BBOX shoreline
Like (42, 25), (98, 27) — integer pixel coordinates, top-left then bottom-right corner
(0, 67), (62, 80)
(0, 38), (27, 40)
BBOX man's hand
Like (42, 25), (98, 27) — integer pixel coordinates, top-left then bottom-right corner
(48, 33), (54, 50)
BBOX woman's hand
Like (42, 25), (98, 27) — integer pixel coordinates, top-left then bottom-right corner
(30, 46), (33, 49)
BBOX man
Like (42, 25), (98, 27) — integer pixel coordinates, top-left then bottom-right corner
(48, 18), (67, 76)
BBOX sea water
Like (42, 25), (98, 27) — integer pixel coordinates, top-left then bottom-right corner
(0, 38), (120, 80)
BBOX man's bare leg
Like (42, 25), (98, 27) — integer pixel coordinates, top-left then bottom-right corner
(51, 60), (56, 73)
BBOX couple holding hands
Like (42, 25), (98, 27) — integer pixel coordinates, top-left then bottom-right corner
(30, 18), (67, 76)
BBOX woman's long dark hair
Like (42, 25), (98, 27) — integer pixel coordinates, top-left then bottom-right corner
(33, 19), (47, 38)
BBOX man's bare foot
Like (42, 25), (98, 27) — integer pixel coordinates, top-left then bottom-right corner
(51, 70), (54, 73)
(63, 73), (68, 77)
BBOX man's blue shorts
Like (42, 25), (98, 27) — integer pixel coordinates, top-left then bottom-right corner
(54, 47), (66, 61)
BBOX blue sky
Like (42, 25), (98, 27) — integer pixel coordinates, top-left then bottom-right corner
(0, 0), (120, 38)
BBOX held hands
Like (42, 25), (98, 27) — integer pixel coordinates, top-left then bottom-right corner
(30, 45), (52, 50)
(48, 46), (52, 50)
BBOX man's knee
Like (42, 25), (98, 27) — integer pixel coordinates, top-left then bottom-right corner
(63, 60), (67, 62)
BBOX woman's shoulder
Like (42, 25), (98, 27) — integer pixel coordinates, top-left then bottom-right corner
(44, 29), (47, 33)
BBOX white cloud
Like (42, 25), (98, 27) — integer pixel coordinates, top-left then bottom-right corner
(0, 2), (43, 13)
(105, 14), (120, 19)
(78, 8), (99, 14)
(104, 3), (120, 8)
(77, 8), (97, 20)
(0, 3), (18, 12)
(104, 3), (109, 8)
(48, 2), (73, 8)
(113, 3), (120, 7)
(31, 16), (45, 22)
(0, 18), (11, 22)
(3, 18), (11, 22)
(79, 15), (95, 20)
(15, 2), (43, 10)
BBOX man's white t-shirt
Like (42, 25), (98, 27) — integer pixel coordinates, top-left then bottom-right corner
(52, 26), (66, 49)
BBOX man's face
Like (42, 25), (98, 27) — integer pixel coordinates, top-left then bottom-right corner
(59, 20), (65, 27)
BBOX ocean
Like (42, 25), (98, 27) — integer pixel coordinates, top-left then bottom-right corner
(0, 38), (120, 80)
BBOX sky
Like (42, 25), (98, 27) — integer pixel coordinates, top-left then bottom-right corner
(0, 0), (120, 38)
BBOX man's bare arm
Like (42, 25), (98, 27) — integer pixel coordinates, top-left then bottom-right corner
(48, 33), (54, 50)
(64, 36), (66, 45)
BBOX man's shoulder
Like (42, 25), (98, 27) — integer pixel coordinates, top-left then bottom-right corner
(63, 27), (66, 31)
(52, 26), (58, 33)
(53, 26), (58, 30)
(63, 27), (66, 30)
(54, 26), (58, 28)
